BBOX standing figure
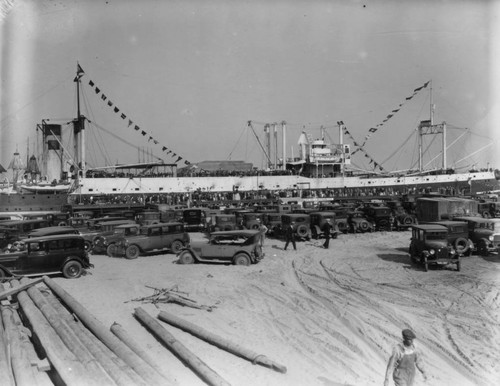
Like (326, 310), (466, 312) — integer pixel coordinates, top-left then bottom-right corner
(384, 329), (428, 386)
(257, 220), (268, 247)
(284, 222), (296, 251)
(322, 219), (332, 249)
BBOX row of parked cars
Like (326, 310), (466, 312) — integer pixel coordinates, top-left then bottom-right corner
(408, 216), (500, 272)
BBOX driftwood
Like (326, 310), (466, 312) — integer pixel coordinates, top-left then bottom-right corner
(42, 276), (170, 386)
(134, 306), (231, 386)
(126, 285), (215, 311)
(158, 310), (287, 374)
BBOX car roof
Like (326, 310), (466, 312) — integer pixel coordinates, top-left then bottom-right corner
(142, 222), (183, 228)
(0, 219), (49, 225)
(430, 220), (468, 226)
(21, 234), (85, 242)
(29, 226), (78, 234)
(412, 224), (448, 231)
(210, 230), (260, 237)
(454, 216), (493, 222)
(98, 219), (136, 226)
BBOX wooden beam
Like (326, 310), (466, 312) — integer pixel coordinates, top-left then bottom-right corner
(0, 278), (44, 301)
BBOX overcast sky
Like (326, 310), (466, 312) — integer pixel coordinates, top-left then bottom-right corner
(1, 0), (499, 173)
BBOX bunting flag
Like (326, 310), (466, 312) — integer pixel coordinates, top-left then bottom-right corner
(358, 81), (430, 148)
(74, 64), (85, 81)
(85, 74), (192, 165)
(343, 126), (384, 172)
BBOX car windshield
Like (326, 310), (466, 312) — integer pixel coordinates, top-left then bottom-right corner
(425, 232), (447, 240)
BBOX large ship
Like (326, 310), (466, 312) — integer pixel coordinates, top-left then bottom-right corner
(1, 65), (499, 213)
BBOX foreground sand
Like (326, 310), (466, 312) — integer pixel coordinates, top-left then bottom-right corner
(55, 231), (500, 386)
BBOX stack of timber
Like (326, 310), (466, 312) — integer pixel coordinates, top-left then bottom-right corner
(0, 276), (175, 386)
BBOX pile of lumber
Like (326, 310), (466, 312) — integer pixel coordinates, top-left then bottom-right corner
(1, 277), (287, 386)
(0, 277), (174, 386)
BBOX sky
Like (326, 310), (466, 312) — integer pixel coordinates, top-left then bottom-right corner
(1, 0), (499, 174)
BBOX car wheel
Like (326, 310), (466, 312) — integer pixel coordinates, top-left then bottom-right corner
(359, 222), (369, 232)
(454, 238), (469, 255)
(178, 251), (195, 264)
(62, 260), (83, 279)
(297, 225), (308, 238)
(58, 221), (67, 226)
(84, 241), (92, 252)
(107, 244), (117, 257)
(171, 240), (184, 254)
(337, 220), (347, 233)
(233, 253), (250, 266)
(125, 245), (140, 259)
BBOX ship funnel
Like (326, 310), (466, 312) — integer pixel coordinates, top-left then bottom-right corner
(41, 123), (64, 182)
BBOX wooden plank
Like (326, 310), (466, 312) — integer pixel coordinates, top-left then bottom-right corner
(0, 277), (44, 301)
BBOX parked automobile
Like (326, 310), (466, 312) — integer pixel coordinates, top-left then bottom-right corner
(209, 214), (238, 233)
(361, 205), (393, 231)
(281, 213), (311, 240)
(0, 234), (93, 279)
(262, 213), (282, 236)
(45, 212), (72, 226)
(427, 220), (473, 256)
(93, 223), (141, 255)
(309, 212), (340, 239)
(182, 208), (207, 232)
(135, 211), (161, 225)
(0, 219), (51, 248)
(409, 224), (460, 272)
(241, 212), (263, 230)
(113, 222), (190, 259)
(453, 216), (498, 256)
(28, 226), (80, 238)
(346, 211), (375, 233)
(177, 230), (264, 266)
(80, 219), (136, 251)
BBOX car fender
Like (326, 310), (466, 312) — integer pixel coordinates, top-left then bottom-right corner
(178, 247), (201, 261)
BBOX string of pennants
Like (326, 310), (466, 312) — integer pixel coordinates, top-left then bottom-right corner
(76, 64), (190, 166)
(356, 80), (431, 151)
(343, 126), (385, 172)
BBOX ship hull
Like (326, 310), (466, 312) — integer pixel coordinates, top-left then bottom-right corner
(71, 171), (499, 197)
(0, 193), (69, 212)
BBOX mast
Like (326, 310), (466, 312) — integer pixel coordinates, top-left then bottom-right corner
(281, 121), (287, 171)
(73, 63), (86, 180)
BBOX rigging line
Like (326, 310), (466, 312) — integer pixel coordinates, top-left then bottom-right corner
(454, 141), (496, 166)
(423, 129), (470, 169)
(226, 124), (247, 160)
(89, 120), (163, 162)
(378, 130), (416, 166)
(408, 134), (439, 170)
(247, 121), (272, 165)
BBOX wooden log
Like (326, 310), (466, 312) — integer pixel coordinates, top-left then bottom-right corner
(0, 283), (18, 386)
(110, 322), (178, 385)
(13, 281), (94, 386)
(158, 310), (287, 373)
(44, 289), (148, 386)
(42, 276), (169, 386)
(0, 277), (44, 301)
(134, 307), (231, 386)
(19, 278), (117, 386)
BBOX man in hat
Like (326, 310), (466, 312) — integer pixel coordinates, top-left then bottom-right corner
(284, 221), (296, 251)
(384, 329), (428, 386)
(322, 218), (333, 249)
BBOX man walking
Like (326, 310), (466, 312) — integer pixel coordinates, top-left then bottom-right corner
(384, 329), (428, 386)
(284, 221), (296, 251)
(322, 218), (332, 249)
(257, 219), (268, 247)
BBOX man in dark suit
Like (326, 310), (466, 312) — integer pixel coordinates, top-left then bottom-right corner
(322, 218), (332, 249)
(284, 221), (296, 251)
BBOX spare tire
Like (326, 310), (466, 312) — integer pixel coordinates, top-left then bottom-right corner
(454, 237), (469, 254)
(297, 224), (309, 238)
(403, 216), (414, 225)
(337, 220), (347, 233)
(359, 221), (369, 232)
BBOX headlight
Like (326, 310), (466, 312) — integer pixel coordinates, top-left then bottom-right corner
(489, 235), (494, 241)
(450, 250), (456, 255)
(429, 249), (435, 255)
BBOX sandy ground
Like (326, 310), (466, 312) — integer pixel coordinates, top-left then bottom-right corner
(54, 231), (500, 386)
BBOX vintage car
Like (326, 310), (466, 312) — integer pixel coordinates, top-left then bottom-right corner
(79, 219), (136, 251)
(454, 216), (498, 256)
(360, 205), (393, 231)
(182, 208), (207, 232)
(309, 212), (340, 239)
(0, 234), (92, 279)
(177, 230), (264, 266)
(281, 213), (311, 240)
(135, 211), (161, 225)
(0, 219), (51, 248)
(427, 220), (474, 256)
(346, 211), (375, 233)
(409, 224), (460, 271)
(113, 222), (190, 259)
(28, 226), (80, 238)
(94, 223), (141, 255)
(262, 213), (282, 236)
(208, 214), (238, 233)
(241, 212), (263, 230)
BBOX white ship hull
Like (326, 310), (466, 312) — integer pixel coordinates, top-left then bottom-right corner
(71, 170), (499, 196)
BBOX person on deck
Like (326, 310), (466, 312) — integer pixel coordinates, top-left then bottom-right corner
(384, 329), (428, 386)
